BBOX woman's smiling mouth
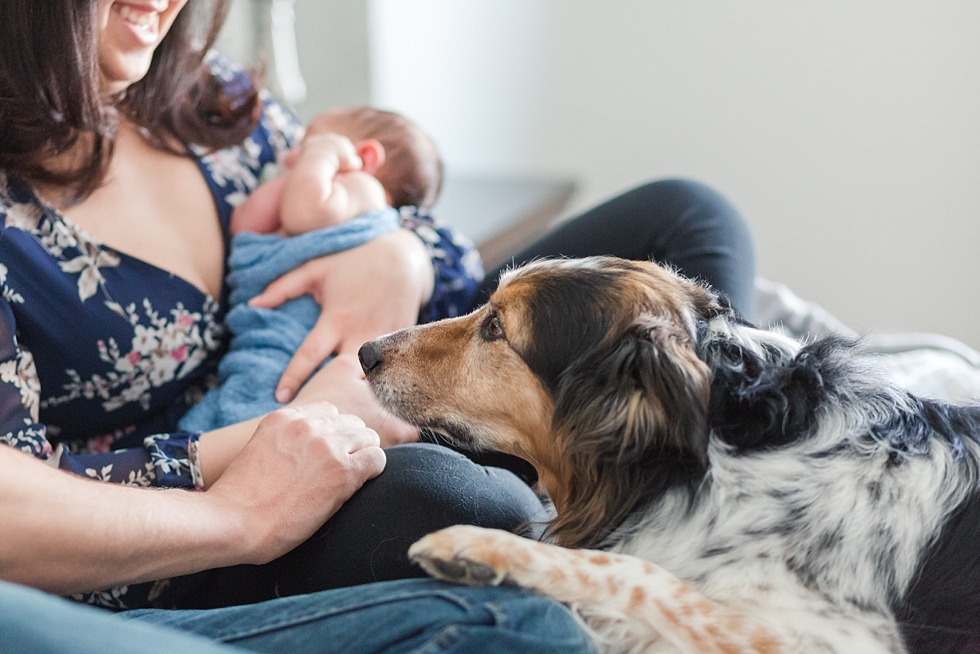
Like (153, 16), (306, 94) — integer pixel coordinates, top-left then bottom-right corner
(110, 1), (168, 45)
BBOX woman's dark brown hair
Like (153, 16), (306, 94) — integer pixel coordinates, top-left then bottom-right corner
(0, 0), (261, 204)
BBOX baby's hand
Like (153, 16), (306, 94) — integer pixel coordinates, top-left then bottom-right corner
(285, 132), (363, 174)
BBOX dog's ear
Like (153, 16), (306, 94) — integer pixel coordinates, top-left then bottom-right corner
(704, 331), (842, 451)
(547, 313), (711, 548)
(553, 313), (712, 468)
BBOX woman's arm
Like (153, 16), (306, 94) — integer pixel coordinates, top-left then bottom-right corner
(245, 210), (484, 442)
(0, 403), (385, 595)
(247, 208), (485, 410)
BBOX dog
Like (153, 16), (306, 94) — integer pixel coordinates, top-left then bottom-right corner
(358, 256), (980, 654)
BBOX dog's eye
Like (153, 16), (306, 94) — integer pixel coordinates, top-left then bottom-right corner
(481, 313), (506, 341)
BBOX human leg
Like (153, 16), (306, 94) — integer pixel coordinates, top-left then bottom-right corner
(0, 580), (244, 654)
(129, 578), (595, 654)
(176, 444), (546, 607)
(477, 178), (757, 319)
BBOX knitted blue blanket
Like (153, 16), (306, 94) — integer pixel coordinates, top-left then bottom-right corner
(179, 209), (400, 432)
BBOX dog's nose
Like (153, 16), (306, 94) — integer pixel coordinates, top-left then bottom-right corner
(358, 342), (383, 373)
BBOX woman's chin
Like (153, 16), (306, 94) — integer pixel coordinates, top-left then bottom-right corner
(99, 54), (153, 94)
(98, 0), (187, 93)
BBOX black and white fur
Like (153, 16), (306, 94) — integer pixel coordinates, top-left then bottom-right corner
(622, 318), (980, 653)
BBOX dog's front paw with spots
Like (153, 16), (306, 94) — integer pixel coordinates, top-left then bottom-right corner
(409, 525), (529, 587)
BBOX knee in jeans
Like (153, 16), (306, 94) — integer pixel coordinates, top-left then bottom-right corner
(380, 443), (544, 530)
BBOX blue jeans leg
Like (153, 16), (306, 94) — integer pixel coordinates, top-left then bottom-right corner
(0, 580), (244, 654)
(126, 578), (595, 654)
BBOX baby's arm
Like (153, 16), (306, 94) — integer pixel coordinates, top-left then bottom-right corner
(229, 131), (359, 236)
(230, 174), (289, 235)
(234, 133), (389, 237)
(280, 134), (385, 235)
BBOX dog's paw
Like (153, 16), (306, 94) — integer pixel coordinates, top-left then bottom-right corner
(409, 525), (528, 587)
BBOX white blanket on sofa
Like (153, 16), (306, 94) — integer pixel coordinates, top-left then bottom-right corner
(755, 278), (980, 405)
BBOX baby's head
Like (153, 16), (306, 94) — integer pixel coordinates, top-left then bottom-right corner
(307, 108), (443, 210)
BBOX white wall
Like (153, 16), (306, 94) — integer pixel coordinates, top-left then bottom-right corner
(369, 0), (549, 174)
(292, 0), (371, 121)
(218, 0), (372, 120)
(368, 0), (980, 348)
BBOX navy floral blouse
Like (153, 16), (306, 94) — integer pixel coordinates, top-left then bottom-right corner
(0, 54), (482, 609)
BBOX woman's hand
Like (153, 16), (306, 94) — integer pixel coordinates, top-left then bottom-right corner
(249, 228), (435, 404)
(292, 353), (419, 447)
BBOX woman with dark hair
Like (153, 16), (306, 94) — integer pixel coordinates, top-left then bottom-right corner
(0, 0), (754, 651)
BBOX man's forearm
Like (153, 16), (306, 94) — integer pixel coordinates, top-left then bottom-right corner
(1, 404), (386, 597)
(0, 446), (247, 595)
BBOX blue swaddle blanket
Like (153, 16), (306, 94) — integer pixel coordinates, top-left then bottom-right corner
(179, 208), (400, 432)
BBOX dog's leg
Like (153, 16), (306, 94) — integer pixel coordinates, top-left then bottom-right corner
(410, 525), (785, 654)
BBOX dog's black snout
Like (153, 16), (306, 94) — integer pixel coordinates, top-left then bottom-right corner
(358, 341), (383, 374)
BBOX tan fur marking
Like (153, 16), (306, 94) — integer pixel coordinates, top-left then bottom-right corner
(545, 567), (568, 585)
(627, 585), (648, 612)
(651, 598), (678, 626)
(672, 581), (694, 600)
(717, 642), (742, 654)
(724, 614), (752, 638)
(655, 599), (715, 652)
(479, 545), (532, 572)
(705, 623), (745, 651)
(588, 553), (612, 566)
(750, 630), (782, 654)
(574, 569), (600, 593)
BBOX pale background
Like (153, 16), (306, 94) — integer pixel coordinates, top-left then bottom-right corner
(220, 0), (980, 348)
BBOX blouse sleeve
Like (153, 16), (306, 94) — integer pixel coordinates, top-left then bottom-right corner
(0, 285), (202, 489)
(0, 290), (49, 459)
(398, 206), (485, 323)
(56, 434), (203, 489)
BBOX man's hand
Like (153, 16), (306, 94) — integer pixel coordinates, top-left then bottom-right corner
(206, 403), (386, 565)
(292, 354), (419, 447)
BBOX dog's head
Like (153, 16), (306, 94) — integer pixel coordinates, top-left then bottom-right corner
(361, 256), (724, 547)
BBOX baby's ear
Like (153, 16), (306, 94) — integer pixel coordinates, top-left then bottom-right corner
(357, 139), (386, 174)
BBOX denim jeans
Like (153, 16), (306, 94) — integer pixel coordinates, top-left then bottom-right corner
(0, 579), (595, 654)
